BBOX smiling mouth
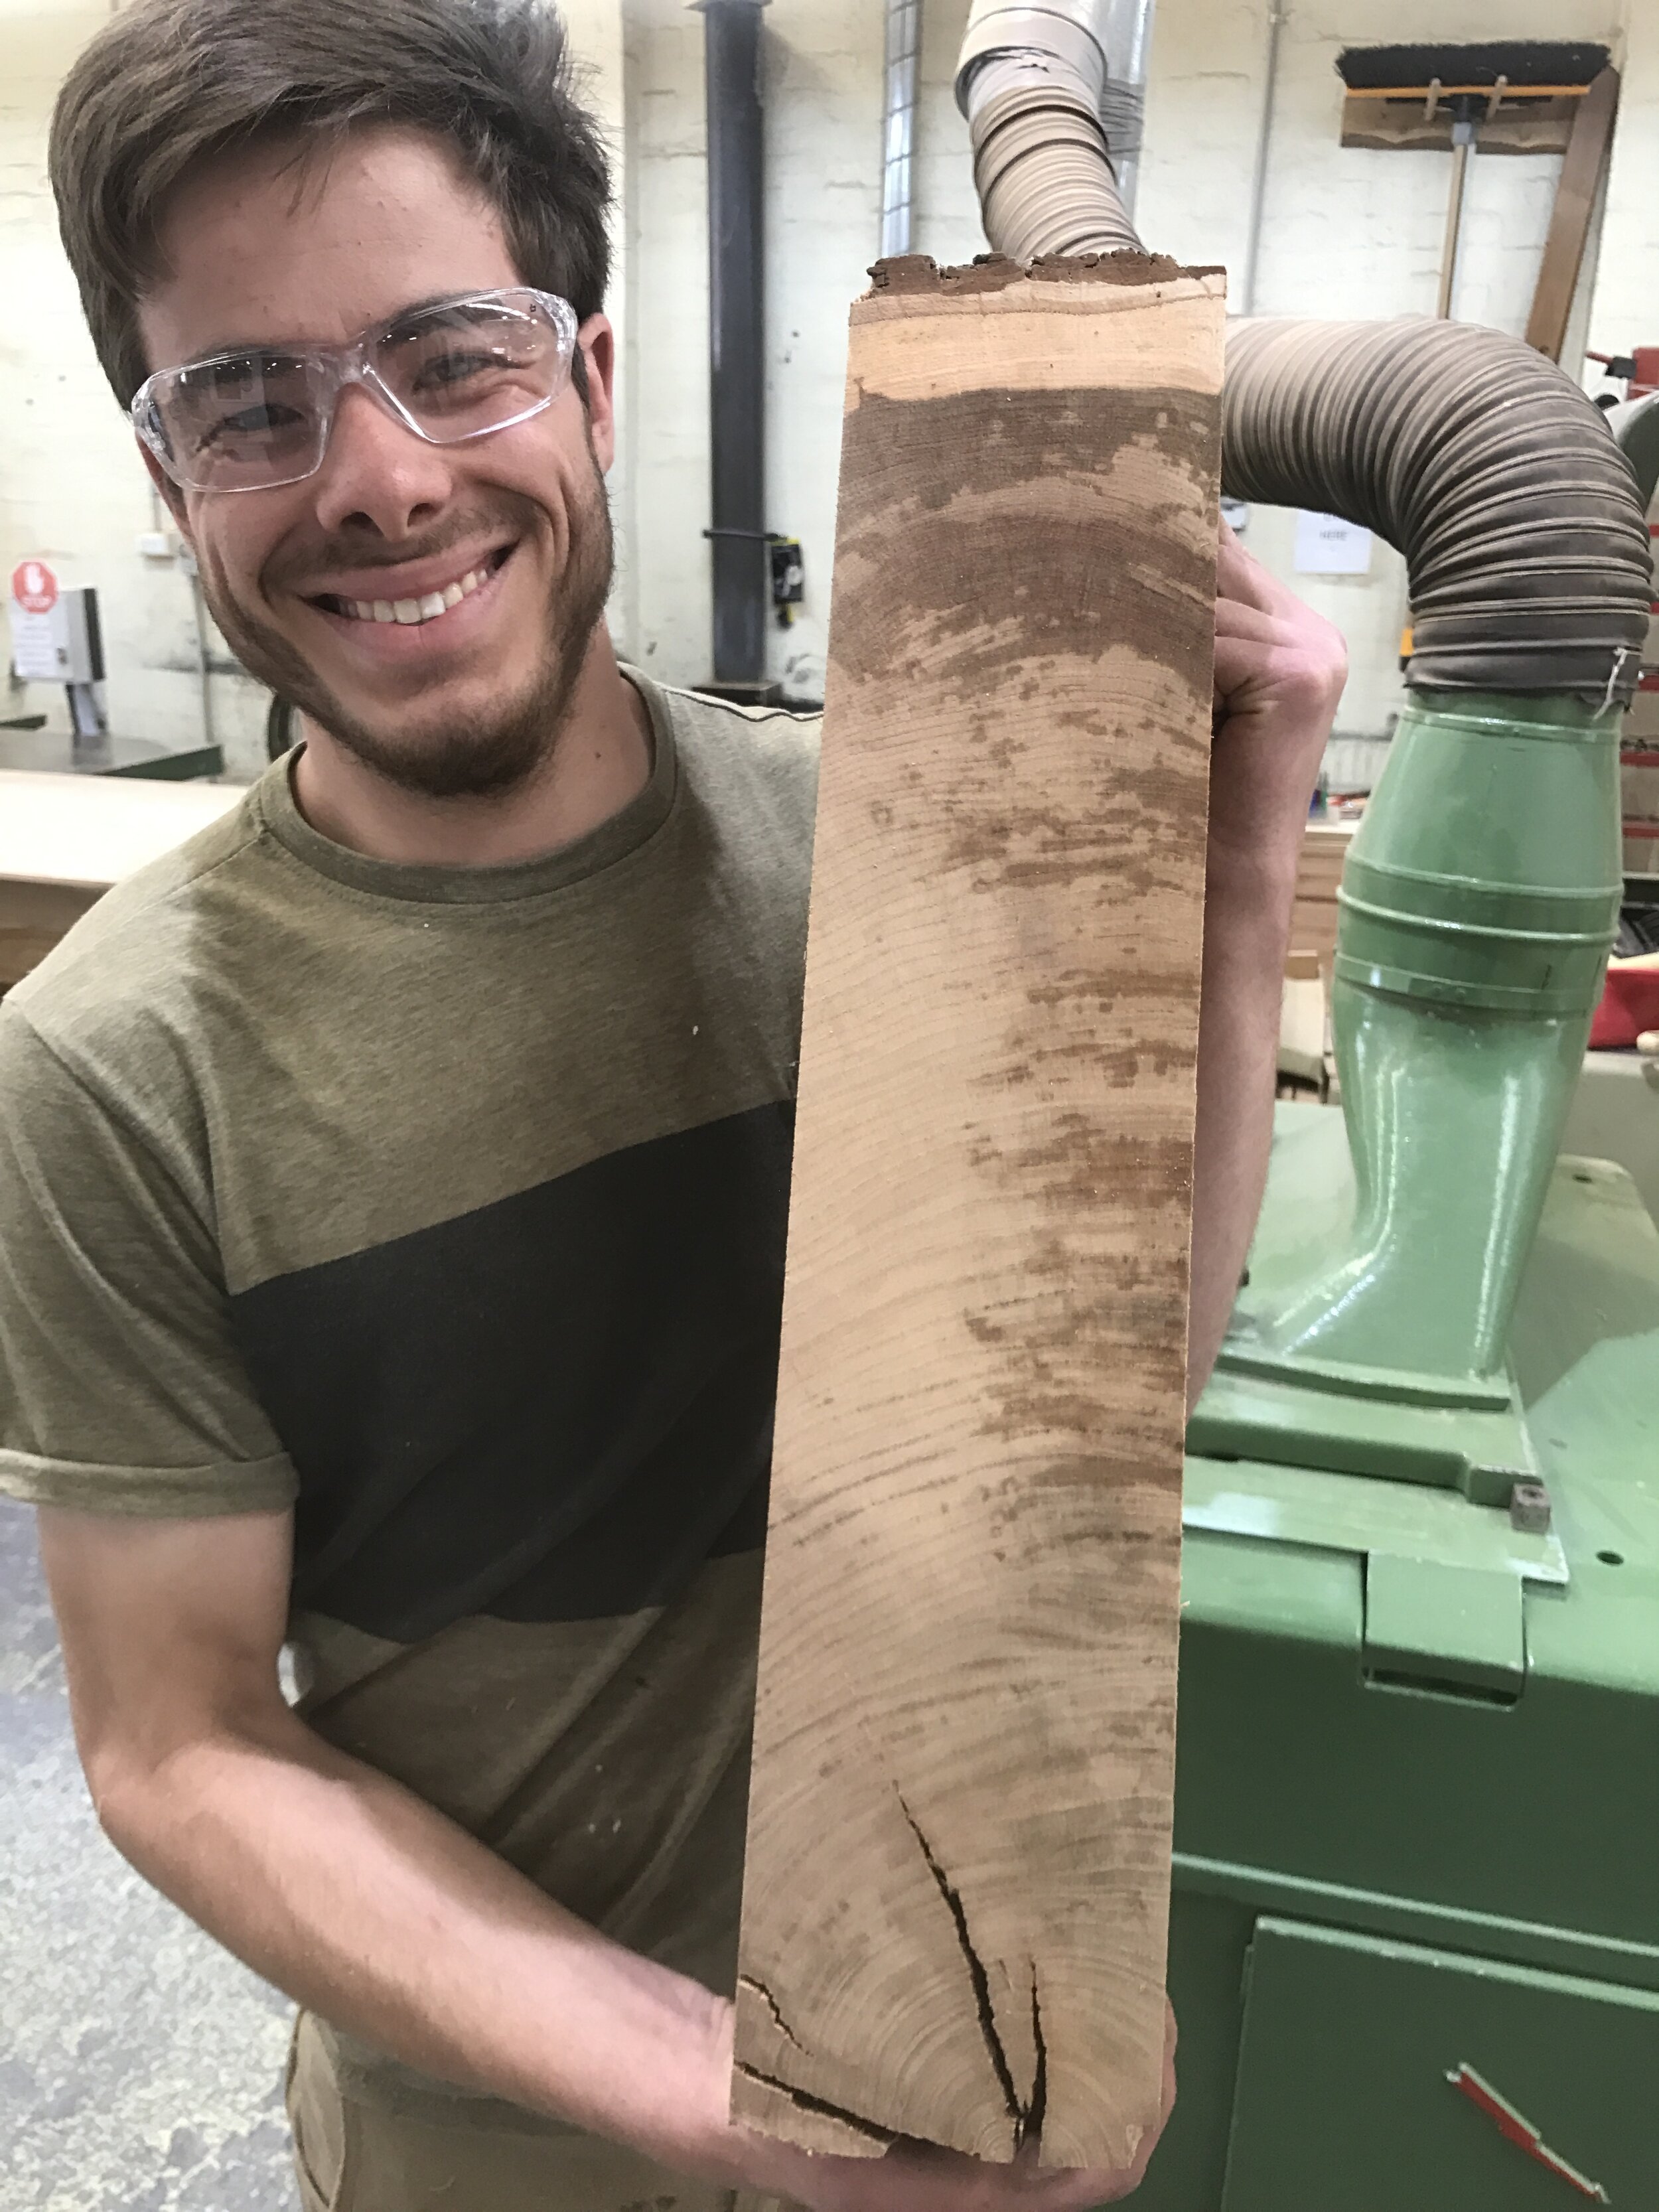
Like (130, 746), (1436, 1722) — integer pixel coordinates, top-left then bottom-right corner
(311, 544), (514, 627)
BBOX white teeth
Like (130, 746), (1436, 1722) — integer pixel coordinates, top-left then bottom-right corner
(333, 562), (498, 626)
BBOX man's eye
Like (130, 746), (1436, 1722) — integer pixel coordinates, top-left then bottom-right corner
(413, 350), (508, 390)
(198, 402), (305, 449)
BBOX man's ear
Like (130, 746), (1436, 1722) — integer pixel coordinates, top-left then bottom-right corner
(138, 441), (193, 540)
(575, 314), (617, 473)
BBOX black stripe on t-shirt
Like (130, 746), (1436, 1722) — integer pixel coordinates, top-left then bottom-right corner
(230, 1102), (793, 1640)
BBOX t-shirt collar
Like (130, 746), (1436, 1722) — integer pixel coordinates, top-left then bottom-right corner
(253, 666), (678, 905)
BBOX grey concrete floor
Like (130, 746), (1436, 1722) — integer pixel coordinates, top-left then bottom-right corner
(1, 1497), (298, 2211)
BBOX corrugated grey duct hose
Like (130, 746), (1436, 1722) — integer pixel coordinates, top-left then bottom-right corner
(955, 0), (1653, 706)
(958, 2), (1142, 258)
(1222, 319), (1651, 701)
(970, 80), (1139, 258)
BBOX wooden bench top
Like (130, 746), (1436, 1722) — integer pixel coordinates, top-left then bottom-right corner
(0, 770), (246, 893)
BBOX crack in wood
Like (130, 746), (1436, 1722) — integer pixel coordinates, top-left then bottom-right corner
(738, 1973), (806, 2055)
(733, 2059), (895, 2147)
(895, 1790), (1045, 2148)
(1025, 1969), (1048, 2154)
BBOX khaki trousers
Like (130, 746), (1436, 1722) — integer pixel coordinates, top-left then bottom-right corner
(285, 2010), (789, 2212)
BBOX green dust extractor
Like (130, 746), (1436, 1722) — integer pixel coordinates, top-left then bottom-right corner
(954, 9), (1658, 2202)
(1160, 319), (1657, 2212)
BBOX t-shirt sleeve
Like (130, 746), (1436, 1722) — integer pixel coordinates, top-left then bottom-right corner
(0, 1005), (297, 1515)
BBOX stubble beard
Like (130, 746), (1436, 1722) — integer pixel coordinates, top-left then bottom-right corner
(202, 463), (615, 801)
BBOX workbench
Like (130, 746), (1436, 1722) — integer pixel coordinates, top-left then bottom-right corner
(0, 725), (224, 782)
(0, 769), (244, 990)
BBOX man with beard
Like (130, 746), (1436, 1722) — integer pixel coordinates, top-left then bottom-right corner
(0, 3), (1346, 2209)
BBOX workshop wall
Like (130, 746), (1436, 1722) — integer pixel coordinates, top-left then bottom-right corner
(4, 0), (1654, 767)
(1587, 11), (1659, 374)
(623, 0), (1654, 733)
(1133, 0), (1649, 740)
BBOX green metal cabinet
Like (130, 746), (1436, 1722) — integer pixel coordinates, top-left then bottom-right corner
(1133, 1122), (1659, 2209)
(1224, 1921), (1659, 2209)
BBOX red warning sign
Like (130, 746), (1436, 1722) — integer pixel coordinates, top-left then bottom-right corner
(11, 560), (58, 617)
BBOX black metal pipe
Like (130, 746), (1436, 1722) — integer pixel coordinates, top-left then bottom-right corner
(699, 0), (769, 693)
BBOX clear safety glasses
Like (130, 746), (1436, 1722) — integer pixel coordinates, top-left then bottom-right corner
(131, 287), (580, 494)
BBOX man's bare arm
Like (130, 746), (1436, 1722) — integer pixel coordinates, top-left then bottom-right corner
(1186, 531), (1348, 1404)
(36, 1503), (1169, 2212)
(36, 1503), (753, 2170)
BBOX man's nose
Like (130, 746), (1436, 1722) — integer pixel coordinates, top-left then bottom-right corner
(309, 380), (458, 539)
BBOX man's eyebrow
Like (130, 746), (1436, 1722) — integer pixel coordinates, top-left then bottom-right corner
(180, 294), (478, 370)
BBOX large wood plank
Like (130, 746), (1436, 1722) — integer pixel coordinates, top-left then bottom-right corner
(733, 254), (1224, 2172)
(1340, 90), (1576, 156)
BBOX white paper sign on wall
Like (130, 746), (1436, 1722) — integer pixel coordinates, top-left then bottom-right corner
(1295, 510), (1373, 575)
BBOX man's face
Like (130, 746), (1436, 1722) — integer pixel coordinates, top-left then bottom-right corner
(138, 127), (615, 798)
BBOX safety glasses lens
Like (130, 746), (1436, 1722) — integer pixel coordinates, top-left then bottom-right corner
(155, 352), (330, 491)
(374, 298), (565, 441)
(143, 295), (571, 489)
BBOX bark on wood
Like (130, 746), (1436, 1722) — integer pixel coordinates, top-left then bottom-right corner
(733, 254), (1225, 2172)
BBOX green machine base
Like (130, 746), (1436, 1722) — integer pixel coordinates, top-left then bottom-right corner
(1139, 1108), (1659, 2211)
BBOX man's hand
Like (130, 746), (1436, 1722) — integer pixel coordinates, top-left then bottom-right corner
(1209, 523), (1348, 869)
(719, 2000), (1178, 2212)
(1185, 526), (1347, 1400)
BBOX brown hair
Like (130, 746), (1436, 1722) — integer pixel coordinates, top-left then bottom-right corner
(50, 0), (611, 406)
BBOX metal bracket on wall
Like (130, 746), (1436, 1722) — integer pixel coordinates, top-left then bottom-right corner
(701, 528), (804, 627)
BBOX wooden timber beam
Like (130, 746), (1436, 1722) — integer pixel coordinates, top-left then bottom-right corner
(1526, 65), (1621, 362)
(732, 252), (1225, 2173)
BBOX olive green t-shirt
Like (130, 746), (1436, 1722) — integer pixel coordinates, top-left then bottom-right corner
(0, 670), (818, 2124)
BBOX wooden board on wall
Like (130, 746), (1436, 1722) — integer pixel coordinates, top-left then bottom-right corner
(1339, 91), (1577, 155)
(732, 253), (1225, 2172)
(1526, 66), (1621, 362)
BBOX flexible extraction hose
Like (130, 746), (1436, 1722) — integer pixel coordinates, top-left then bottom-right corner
(954, 5), (1652, 703)
(956, 2), (1142, 259)
(1223, 319), (1652, 701)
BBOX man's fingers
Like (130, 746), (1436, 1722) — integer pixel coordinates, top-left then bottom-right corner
(1216, 524), (1286, 617)
(799, 2000), (1184, 2212)
(1214, 601), (1293, 649)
